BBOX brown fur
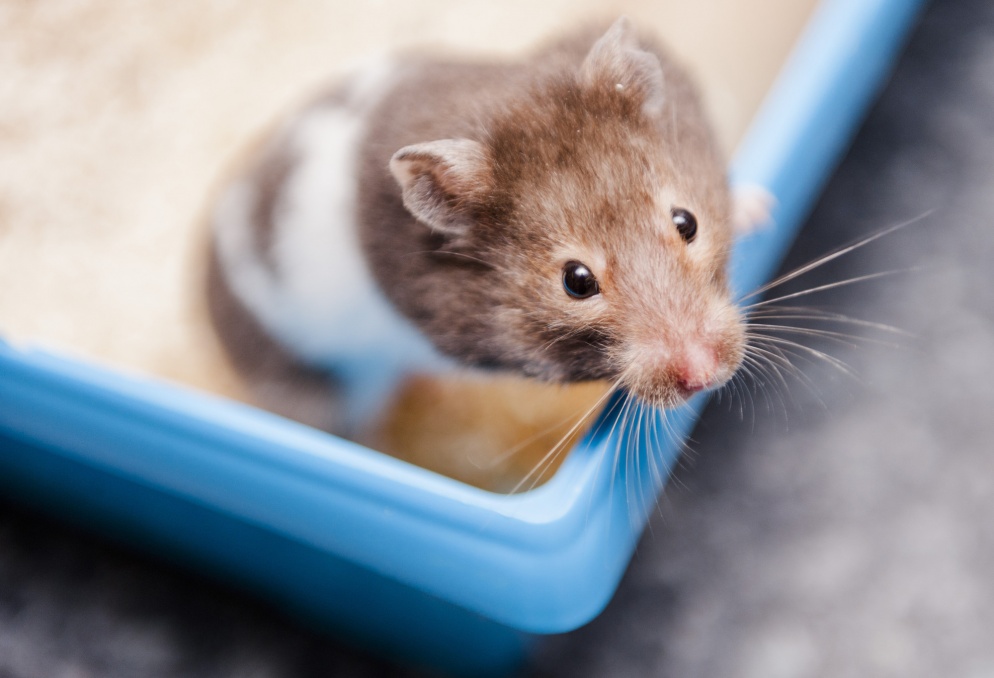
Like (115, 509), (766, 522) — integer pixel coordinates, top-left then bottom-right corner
(358, 19), (742, 408)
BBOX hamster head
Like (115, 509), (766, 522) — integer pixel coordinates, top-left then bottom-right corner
(389, 18), (744, 409)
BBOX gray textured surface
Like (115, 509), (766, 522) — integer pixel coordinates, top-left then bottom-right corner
(2, 1), (994, 676)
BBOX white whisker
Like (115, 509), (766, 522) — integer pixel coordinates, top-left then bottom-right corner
(745, 307), (910, 336)
(738, 212), (930, 303)
(741, 269), (914, 312)
(748, 334), (858, 379)
(504, 379), (622, 495)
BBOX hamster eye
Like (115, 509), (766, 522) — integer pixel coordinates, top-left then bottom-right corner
(562, 261), (600, 299)
(671, 207), (697, 243)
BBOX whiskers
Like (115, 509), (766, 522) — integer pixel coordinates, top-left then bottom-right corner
(739, 213), (927, 304)
(493, 376), (694, 530)
(496, 375), (625, 496)
(730, 215), (924, 424)
(592, 391), (697, 529)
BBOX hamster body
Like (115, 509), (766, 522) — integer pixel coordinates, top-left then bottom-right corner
(208, 18), (745, 436)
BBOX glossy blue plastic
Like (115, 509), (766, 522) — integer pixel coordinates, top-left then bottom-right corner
(0, 0), (926, 674)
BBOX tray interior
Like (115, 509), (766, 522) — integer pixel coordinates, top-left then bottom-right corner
(0, 0), (818, 490)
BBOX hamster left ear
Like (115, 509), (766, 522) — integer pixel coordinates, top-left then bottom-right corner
(581, 16), (665, 117)
(389, 139), (491, 238)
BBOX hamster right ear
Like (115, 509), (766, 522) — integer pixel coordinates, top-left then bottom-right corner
(581, 16), (665, 117)
(389, 139), (491, 237)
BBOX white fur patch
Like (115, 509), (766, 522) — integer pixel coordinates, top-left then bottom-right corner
(213, 58), (455, 430)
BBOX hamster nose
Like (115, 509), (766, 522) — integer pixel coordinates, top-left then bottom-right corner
(673, 345), (719, 395)
(675, 374), (708, 395)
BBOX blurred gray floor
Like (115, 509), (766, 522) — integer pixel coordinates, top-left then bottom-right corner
(3, 0), (994, 676)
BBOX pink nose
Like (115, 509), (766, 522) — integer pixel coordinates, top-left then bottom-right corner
(673, 345), (719, 395)
(676, 375), (709, 395)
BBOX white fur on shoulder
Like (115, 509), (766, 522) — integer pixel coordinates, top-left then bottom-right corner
(213, 59), (454, 431)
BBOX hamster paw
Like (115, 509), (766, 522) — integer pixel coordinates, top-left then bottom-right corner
(732, 183), (776, 235)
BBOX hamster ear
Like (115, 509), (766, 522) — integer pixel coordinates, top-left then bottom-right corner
(389, 139), (491, 237)
(581, 16), (665, 117)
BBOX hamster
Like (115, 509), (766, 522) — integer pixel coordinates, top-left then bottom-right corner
(206, 17), (746, 438)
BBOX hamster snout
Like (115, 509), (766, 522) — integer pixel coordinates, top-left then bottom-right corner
(619, 301), (746, 408)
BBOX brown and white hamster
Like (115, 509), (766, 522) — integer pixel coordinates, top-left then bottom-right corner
(207, 17), (746, 438)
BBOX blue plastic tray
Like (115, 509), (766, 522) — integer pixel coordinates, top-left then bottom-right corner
(0, 0), (925, 675)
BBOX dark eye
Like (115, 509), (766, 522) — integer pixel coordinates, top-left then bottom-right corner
(562, 261), (600, 299)
(671, 207), (697, 243)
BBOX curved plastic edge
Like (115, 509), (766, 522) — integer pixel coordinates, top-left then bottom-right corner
(0, 0), (928, 638)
